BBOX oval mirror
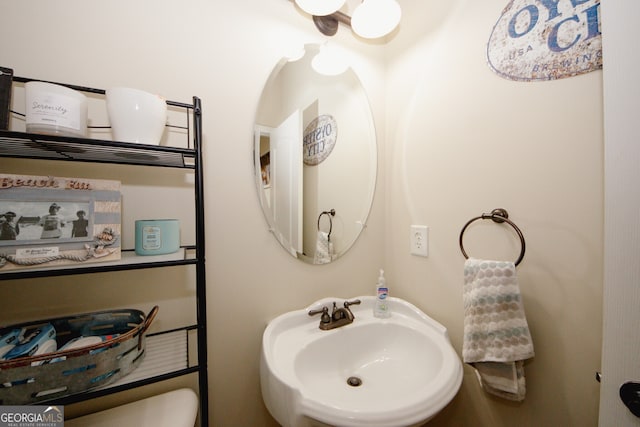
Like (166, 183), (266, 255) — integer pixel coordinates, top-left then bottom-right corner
(254, 44), (377, 264)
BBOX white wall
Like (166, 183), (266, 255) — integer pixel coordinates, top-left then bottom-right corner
(385, 0), (603, 425)
(1, 1), (385, 425)
(0, 0), (604, 426)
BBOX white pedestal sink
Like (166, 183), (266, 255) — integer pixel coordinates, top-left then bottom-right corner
(260, 296), (462, 427)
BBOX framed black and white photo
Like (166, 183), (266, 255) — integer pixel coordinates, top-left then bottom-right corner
(0, 174), (121, 271)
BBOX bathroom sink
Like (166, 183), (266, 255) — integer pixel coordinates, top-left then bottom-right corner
(260, 296), (462, 427)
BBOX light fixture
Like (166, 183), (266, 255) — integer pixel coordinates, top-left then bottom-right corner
(351, 0), (401, 39)
(284, 44), (306, 62)
(294, 0), (346, 16)
(311, 43), (349, 76)
(293, 0), (401, 40)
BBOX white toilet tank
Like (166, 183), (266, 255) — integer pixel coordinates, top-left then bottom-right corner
(65, 388), (199, 427)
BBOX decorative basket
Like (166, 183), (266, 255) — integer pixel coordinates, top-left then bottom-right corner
(0, 306), (158, 405)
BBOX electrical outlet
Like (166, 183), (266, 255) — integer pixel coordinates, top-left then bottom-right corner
(410, 225), (429, 257)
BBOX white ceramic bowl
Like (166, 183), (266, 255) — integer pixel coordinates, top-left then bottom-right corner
(106, 87), (167, 145)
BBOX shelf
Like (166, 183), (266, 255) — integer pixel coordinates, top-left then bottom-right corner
(0, 247), (198, 280)
(109, 328), (192, 387)
(1, 76), (208, 423)
(0, 130), (196, 169)
(40, 326), (199, 406)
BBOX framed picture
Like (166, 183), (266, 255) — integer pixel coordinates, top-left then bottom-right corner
(0, 174), (121, 272)
(260, 152), (271, 188)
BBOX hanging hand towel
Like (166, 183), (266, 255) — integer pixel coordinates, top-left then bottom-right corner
(314, 231), (333, 264)
(462, 258), (534, 401)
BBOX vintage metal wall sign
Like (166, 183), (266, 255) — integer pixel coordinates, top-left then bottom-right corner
(303, 115), (337, 166)
(487, 0), (601, 81)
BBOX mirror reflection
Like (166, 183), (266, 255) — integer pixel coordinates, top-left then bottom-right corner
(254, 44), (377, 264)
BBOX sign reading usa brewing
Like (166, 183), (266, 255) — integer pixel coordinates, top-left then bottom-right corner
(487, 0), (601, 81)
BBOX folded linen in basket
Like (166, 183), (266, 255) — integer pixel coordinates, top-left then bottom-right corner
(463, 258), (534, 401)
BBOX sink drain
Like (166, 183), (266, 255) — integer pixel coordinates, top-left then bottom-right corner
(347, 376), (362, 387)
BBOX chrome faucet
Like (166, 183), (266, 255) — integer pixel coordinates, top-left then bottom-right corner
(308, 299), (361, 330)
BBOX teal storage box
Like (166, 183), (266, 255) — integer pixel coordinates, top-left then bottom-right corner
(135, 219), (180, 255)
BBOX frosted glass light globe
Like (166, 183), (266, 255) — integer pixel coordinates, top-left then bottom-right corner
(351, 0), (401, 39)
(311, 44), (349, 76)
(295, 0), (346, 16)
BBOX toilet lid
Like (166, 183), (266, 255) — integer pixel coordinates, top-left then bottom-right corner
(65, 388), (198, 427)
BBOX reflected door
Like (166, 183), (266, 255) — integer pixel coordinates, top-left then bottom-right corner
(271, 109), (303, 255)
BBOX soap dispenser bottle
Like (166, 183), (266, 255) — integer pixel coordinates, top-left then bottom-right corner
(374, 269), (391, 318)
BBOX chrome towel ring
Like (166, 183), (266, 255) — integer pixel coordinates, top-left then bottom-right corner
(459, 208), (526, 266)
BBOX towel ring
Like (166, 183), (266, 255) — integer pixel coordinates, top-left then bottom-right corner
(459, 208), (526, 266)
(317, 209), (335, 240)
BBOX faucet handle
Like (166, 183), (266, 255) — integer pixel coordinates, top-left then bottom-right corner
(308, 306), (329, 316)
(308, 306), (331, 324)
(344, 299), (361, 308)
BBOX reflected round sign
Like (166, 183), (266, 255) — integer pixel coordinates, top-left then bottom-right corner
(303, 115), (337, 166)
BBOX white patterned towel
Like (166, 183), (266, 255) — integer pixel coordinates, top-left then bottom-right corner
(463, 258), (534, 401)
(313, 231), (333, 264)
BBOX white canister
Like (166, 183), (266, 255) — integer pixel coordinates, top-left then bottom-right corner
(106, 87), (167, 145)
(25, 81), (88, 137)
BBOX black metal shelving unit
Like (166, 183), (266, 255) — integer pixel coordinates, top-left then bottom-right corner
(0, 78), (209, 425)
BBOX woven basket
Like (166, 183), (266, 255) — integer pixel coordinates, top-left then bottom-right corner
(0, 306), (158, 405)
